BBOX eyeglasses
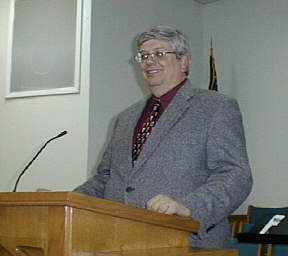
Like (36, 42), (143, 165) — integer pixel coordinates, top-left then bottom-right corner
(134, 50), (176, 63)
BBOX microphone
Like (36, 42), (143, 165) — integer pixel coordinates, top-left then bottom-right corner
(12, 130), (68, 192)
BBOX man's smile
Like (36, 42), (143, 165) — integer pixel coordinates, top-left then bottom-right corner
(144, 67), (162, 75)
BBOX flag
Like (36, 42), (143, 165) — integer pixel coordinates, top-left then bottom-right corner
(208, 40), (218, 91)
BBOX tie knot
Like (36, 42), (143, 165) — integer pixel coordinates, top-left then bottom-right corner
(151, 98), (161, 111)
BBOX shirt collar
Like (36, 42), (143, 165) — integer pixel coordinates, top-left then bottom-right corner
(154, 79), (187, 110)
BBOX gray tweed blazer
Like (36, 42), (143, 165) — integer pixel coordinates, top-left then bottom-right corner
(74, 80), (253, 248)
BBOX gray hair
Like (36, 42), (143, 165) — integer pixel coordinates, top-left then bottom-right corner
(135, 26), (191, 59)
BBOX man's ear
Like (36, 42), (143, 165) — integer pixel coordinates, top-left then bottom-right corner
(180, 53), (191, 73)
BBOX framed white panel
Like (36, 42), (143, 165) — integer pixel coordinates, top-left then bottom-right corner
(6, 0), (83, 98)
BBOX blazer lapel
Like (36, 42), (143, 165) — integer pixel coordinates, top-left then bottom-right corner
(131, 80), (197, 176)
(115, 99), (146, 178)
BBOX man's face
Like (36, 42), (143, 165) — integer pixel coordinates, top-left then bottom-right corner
(138, 39), (188, 97)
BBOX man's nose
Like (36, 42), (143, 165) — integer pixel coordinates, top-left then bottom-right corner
(145, 53), (156, 63)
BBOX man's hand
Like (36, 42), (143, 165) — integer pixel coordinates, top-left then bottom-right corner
(146, 194), (190, 217)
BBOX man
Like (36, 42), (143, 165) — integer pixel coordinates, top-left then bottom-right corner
(74, 26), (253, 248)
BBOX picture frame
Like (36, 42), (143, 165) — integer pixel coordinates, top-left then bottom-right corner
(6, 0), (83, 98)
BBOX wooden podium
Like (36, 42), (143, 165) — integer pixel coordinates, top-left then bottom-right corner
(0, 192), (237, 256)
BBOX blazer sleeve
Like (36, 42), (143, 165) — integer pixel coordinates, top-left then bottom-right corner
(73, 169), (110, 198)
(182, 98), (253, 236)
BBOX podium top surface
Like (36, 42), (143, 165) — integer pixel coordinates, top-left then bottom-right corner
(0, 191), (199, 233)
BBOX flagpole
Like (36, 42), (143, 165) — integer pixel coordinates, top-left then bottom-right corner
(208, 38), (218, 91)
(210, 38), (212, 52)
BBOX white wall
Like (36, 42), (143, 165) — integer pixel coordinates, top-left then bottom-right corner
(0, 0), (91, 191)
(203, 0), (288, 212)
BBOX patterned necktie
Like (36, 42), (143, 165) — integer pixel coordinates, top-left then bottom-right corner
(132, 98), (161, 165)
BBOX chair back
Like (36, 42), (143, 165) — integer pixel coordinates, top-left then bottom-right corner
(248, 205), (288, 224)
(247, 205), (288, 256)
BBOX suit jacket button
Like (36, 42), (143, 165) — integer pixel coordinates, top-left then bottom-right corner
(125, 187), (135, 192)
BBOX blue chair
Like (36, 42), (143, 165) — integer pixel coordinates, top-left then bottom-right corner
(248, 205), (288, 225)
(248, 205), (288, 256)
(230, 223), (260, 256)
(271, 244), (288, 256)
